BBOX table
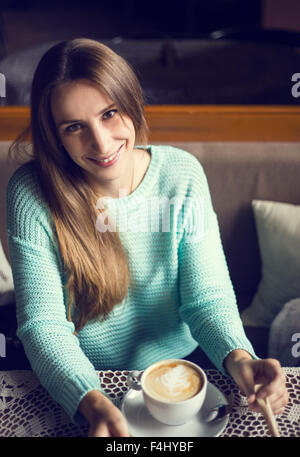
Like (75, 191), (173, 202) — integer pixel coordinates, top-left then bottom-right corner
(0, 368), (299, 437)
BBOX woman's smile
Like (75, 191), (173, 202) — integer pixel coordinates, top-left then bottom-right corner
(87, 143), (124, 168)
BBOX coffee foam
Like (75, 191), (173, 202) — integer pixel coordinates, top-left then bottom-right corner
(144, 362), (202, 402)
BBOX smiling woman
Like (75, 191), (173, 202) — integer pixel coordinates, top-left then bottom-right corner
(9, 39), (149, 334)
(6, 38), (288, 438)
(50, 79), (143, 198)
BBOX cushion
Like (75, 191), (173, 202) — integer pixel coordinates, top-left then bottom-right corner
(0, 240), (15, 307)
(268, 298), (300, 366)
(170, 141), (300, 299)
(241, 200), (300, 327)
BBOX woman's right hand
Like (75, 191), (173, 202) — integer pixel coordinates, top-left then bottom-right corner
(79, 390), (130, 437)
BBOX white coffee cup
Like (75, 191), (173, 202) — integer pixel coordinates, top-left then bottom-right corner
(127, 359), (207, 426)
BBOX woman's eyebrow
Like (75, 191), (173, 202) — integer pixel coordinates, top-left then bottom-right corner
(57, 103), (116, 127)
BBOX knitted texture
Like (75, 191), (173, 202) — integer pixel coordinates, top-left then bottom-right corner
(6, 145), (256, 424)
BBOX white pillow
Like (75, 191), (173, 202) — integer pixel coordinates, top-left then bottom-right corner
(241, 200), (300, 328)
(0, 240), (15, 306)
(268, 298), (300, 366)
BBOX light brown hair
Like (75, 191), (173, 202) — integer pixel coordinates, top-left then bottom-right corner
(9, 38), (148, 331)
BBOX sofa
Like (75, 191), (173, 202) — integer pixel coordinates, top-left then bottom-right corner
(1, 140), (300, 369)
(1, 38), (300, 106)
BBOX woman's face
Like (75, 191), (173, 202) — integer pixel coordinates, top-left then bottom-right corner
(51, 79), (136, 197)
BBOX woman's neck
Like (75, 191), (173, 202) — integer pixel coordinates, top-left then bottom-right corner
(89, 148), (150, 200)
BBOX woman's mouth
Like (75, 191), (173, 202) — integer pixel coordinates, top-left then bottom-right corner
(88, 144), (124, 168)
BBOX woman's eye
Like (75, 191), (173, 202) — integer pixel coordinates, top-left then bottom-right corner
(65, 123), (81, 133)
(103, 109), (117, 120)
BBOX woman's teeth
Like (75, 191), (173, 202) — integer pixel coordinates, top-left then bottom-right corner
(98, 150), (119, 163)
(88, 143), (124, 167)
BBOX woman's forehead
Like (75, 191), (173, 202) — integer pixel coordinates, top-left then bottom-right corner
(53, 79), (111, 102)
(51, 80), (114, 119)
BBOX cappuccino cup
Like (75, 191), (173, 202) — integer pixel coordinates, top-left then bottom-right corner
(127, 359), (207, 426)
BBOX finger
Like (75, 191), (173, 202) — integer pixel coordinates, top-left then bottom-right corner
(247, 393), (256, 404)
(255, 359), (286, 399)
(236, 362), (256, 398)
(249, 400), (285, 415)
(89, 422), (111, 437)
(249, 390), (288, 415)
(268, 390), (289, 415)
(109, 416), (130, 437)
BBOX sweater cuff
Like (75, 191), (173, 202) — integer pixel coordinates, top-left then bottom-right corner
(58, 372), (104, 425)
(208, 335), (259, 376)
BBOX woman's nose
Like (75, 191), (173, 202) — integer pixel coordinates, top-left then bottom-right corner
(89, 125), (111, 155)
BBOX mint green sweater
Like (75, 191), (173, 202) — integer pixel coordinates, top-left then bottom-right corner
(7, 145), (256, 424)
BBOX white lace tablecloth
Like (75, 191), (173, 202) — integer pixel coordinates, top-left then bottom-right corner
(0, 368), (299, 437)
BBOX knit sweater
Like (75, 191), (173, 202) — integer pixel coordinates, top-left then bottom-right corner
(6, 145), (256, 424)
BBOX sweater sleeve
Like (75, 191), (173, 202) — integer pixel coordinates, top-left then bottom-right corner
(177, 161), (257, 374)
(6, 165), (104, 424)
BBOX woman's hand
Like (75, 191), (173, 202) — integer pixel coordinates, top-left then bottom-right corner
(225, 350), (288, 415)
(79, 390), (130, 437)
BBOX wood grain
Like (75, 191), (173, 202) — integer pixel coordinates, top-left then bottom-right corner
(0, 105), (300, 142)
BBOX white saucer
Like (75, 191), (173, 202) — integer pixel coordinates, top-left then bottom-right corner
(121, 382), (229, 437)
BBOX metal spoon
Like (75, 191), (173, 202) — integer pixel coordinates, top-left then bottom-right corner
(204, 403), (232, 423)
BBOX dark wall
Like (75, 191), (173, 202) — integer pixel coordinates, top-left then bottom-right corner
(2, 0), (262, 39)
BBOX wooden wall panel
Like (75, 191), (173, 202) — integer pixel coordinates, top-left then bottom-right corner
(0, 105), (300, 142)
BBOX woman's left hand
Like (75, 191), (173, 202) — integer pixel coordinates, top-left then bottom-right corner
(225, 351), (289, 415)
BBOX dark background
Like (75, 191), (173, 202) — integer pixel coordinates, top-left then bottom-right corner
(0, 0), (300, 105)
(0, 0), (262, 48)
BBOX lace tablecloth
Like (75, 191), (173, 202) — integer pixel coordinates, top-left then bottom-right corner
(0, 368), (299, 437)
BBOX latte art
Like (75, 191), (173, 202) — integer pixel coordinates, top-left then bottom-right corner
(159, 365), (192, 396)
(144, 362), (202, 402)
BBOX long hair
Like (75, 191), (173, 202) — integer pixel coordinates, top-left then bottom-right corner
(9, 38), (148, 331)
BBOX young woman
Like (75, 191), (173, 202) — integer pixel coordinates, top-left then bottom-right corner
(7, 38), (288, 437)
